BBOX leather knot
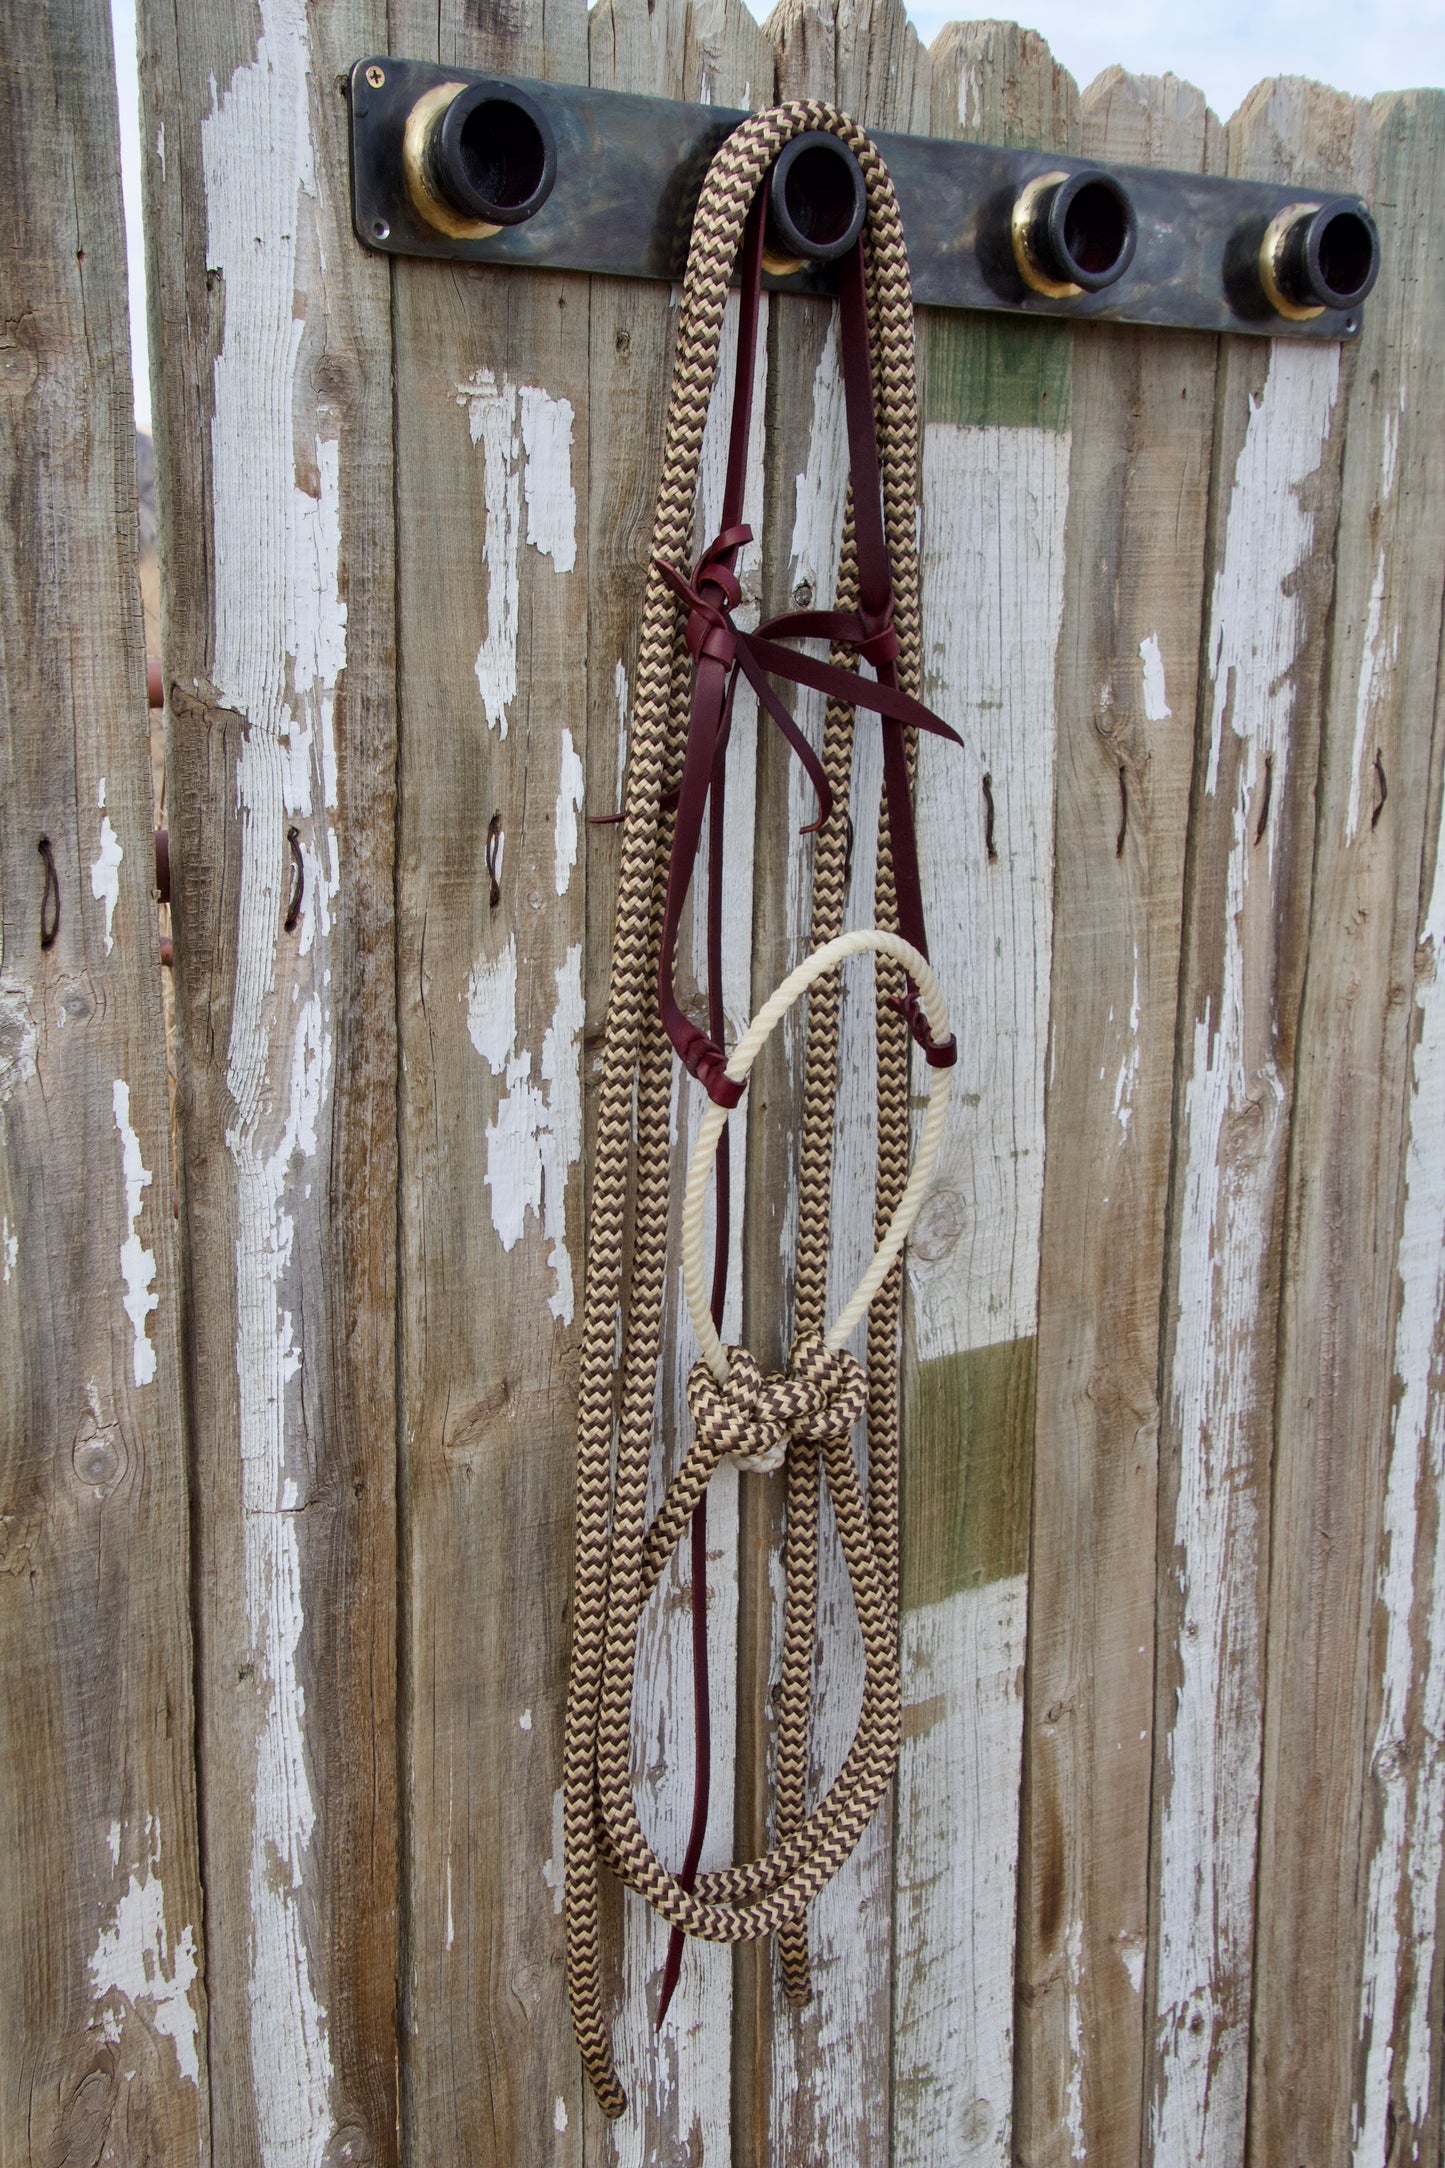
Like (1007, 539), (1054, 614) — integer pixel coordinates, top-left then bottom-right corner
(688, 1040), (745, 1109)
(655, 526), (752, 666)
(687, 1337), (867, 1473)
(887, 983), (958, 1068)
(855, 607), (900, 670)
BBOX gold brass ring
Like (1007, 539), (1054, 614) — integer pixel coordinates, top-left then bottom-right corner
(403, 81), (502, 241)
(1259, 202), (1325, 321)
(1011, 171), (1080, 299)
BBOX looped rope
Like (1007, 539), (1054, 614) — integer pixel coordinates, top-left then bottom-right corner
(564, 100), (945, 2118)
(688, 1338), (867, 1472)
(682, 928), (954, 1381)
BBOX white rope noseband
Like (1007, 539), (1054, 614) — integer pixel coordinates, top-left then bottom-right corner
(680, 928), (953, 1388)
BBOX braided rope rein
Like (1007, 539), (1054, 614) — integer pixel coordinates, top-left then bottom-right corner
(564, 102), (933, 2118)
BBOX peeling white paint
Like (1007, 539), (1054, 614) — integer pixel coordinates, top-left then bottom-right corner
(554, 728), (583, 896)
(202, 0), (345, 2151)
(457, 372), (576, 734)
(542, 1788), (564, 1915)
(2, 1216), (16, 1285)
(466, 936), (517, 1073)
(910, 422), (1067, 1358)
(1139, 632), (1172, 722)
(1114, 946), (1142, 1141)
(468, 942), (584, 1324)
(614, 658), (630, 814)
(553, 2096), (569, 2135)
(156, 121), (165, 173)
(444, 1858), (454, 1953)
(894, 1577), (1029, 2164)
(519, 386), (577, 572)
(1153, 342), (1340, 2166)
(112, 1079), (158, 1386)
(1204, 347), (1340, 805)
(460, 370), (520, 733)
(0, 980), (38, 1106)
(1345, 388), (1402, 844)
(889, 417), (1068, 2166)
(1353, 806), (1445, 2160)
(788, 320), (846, 613)
(91, 814), (123, 954)
(957, 55), (987, 134)
(519, 1707), (533, 1732)
(1065, 1917), (1087, 2162)
(90, 1815), (202, 2087)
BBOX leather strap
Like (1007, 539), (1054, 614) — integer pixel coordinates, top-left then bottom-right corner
(655, 201), (959, 1113)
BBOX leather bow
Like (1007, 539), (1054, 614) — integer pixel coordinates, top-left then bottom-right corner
(655, 529), (962, 1107)
(654, 210), (961, 1112)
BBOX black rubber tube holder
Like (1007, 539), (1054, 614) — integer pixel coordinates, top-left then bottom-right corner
(1011, 168), (1138, 297)
(349, 58), (1378, 339)
(764, 132), (869, 273)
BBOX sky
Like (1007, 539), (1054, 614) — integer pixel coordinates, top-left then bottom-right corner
(111, 0), (1441, 432)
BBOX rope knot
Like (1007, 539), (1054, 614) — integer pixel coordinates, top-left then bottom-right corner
(784, 1335), (868, 1441)
(687, 1337), (866, 1473)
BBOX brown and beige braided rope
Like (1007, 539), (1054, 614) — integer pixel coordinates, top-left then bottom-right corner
(564, 101), (930, 2117)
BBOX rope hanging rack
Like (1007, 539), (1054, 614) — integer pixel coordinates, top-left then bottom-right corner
(563, 99), (959, 2118)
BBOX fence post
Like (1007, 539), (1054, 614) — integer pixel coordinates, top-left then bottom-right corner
(137, 0), (400, 2157)
(0, 2), (209, 2156)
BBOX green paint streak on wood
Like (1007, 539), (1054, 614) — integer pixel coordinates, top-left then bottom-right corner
(925, 313), (1072, 433)
(902, 1336), (1035, 1611)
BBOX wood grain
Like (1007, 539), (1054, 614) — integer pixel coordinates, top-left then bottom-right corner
(1145, 77), (1368, 2168)
(51, 9), (1445, 2160)
(1254, 84), (1445, 2168)
(391, 0), (590, 2158)
(0, 5), (209, 2157)
(890, 28), (1075, 2168)
(138, 0), (400, 2157)
(1014, 66), (1222, 2168)
(1351, 490), (1445, 2163)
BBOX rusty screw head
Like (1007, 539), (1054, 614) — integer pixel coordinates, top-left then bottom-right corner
(365, 63), (385, 88)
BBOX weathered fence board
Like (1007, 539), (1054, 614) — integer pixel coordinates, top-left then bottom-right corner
(0, 7), (208, 2161)
(1017, 65), (1223, 2168)
(1352, 91), (1445, 2163)
(389, 0), (590, 2152)
(1146, 77), (1366, 2168)
(137, 0), (400, 2158)
(1357, 529), (1445, 2164)
(895, 27), (1075, 2166)
(1257, 83), (1445, 2167)
(10, 0), (1445, 2160)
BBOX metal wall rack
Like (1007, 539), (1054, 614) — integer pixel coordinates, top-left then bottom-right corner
(349, 58), (1381, 340)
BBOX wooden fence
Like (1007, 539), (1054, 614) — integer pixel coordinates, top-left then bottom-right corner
(3, 0), (1444, 2159)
